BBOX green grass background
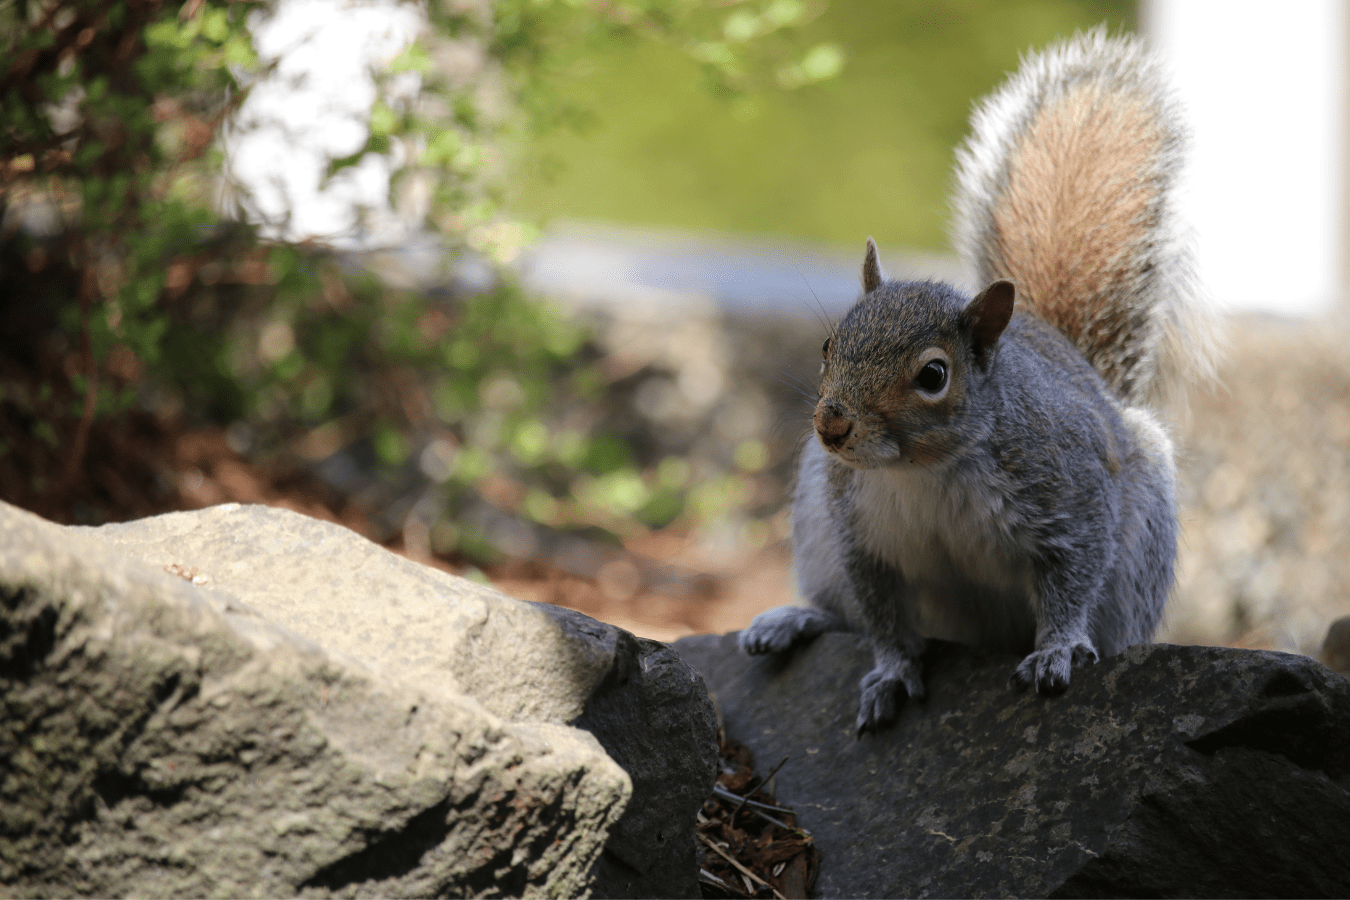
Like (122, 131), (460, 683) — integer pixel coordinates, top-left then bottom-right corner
(509, 0), (1135, 252)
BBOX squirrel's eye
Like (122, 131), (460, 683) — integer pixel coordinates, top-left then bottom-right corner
(916, 359), (948, 393)
(822, 337), (831, 359)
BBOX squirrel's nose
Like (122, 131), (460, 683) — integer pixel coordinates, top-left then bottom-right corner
(814, 402), (853, 448)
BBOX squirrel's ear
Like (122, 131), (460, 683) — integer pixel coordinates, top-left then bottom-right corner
(862, 237), (884, 293)
(964, 280), (1016, 361)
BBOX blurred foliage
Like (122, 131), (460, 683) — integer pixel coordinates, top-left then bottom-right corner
(1, 0), (263, 483)
(317, 0), (844, 250)
(0, 0), (836, 558)
(509, 0), (1136, 249)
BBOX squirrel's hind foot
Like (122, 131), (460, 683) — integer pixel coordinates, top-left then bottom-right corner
(855, 654), (925, 735)
(738, 605), (843, 656)
(1011, 642), (1099, 694)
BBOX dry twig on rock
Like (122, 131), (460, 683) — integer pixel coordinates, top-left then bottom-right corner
(696, 732), (819, 899)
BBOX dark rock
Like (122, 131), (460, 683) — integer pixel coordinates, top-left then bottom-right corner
(550, 607), (719, 897)
(674, 630), (1350, 899)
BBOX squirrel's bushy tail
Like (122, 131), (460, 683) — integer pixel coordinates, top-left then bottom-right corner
(951, 27), (1217, 410)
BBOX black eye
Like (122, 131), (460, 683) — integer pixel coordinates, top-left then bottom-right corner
(915, 359), (948, 393)
(822, 337), (831, 359)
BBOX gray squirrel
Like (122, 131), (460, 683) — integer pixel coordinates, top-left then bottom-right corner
(739, 29), (1217, 733)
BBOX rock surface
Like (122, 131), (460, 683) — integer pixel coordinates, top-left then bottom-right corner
(674, 631), (1350, 899)
(0, 500), (718, 898)
(87, 503), (719, 898)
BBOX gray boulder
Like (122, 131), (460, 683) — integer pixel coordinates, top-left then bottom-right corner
(0, 500), (717, 897)
(87, 503), (719, 897)
(674, 630), (1350, 898)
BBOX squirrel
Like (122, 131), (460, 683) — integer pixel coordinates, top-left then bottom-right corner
(739, 28), (1217, 734)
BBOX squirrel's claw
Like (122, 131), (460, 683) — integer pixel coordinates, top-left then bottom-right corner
(855, 657), (925, 735)
(1011, 642), (1099, 694)
(855, 674), (904, 735)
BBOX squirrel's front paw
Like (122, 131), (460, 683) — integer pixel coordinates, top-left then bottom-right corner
(855, 658), (924, 735)
(738, 606), (840, 656)
(1011, 642), (1099, 694)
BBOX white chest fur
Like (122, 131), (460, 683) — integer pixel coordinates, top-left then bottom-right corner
(852, 463), (1037, 649)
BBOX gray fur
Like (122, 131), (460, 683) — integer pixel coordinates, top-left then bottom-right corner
(740, 31), (1193, 733)
(862, 236), (885, 293)
(743, 291), (1178, 732)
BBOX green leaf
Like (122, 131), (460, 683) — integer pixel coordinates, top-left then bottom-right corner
(388, 41), (433, 74)
(592, 470), (649, 514)
(799, 43), (844, 82)
(455, 446), (491, 481)
(722, 10), (759, 43)
(510, 419), (549, 465)
(373, 426), (409, 466)
(764, 0), (806, 27)
(33, 420), (59, 449)
(223, 35), (258, 68)
(145, 20), (180, 47)
(639, 489), (682, 528)
(369, 101), (398, 137)
(421, 127), (462, 166)
(691, 41), (735, 68)
(582, 434), (631, 475)
(202, 8), (229, 43)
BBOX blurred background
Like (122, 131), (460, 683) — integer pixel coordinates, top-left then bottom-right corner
(2, 0), (1348, 660)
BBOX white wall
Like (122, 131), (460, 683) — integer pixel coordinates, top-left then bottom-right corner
(1143, 0), (1346, 315)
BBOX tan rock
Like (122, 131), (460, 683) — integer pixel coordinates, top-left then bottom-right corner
(1, 501), (717, 897)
